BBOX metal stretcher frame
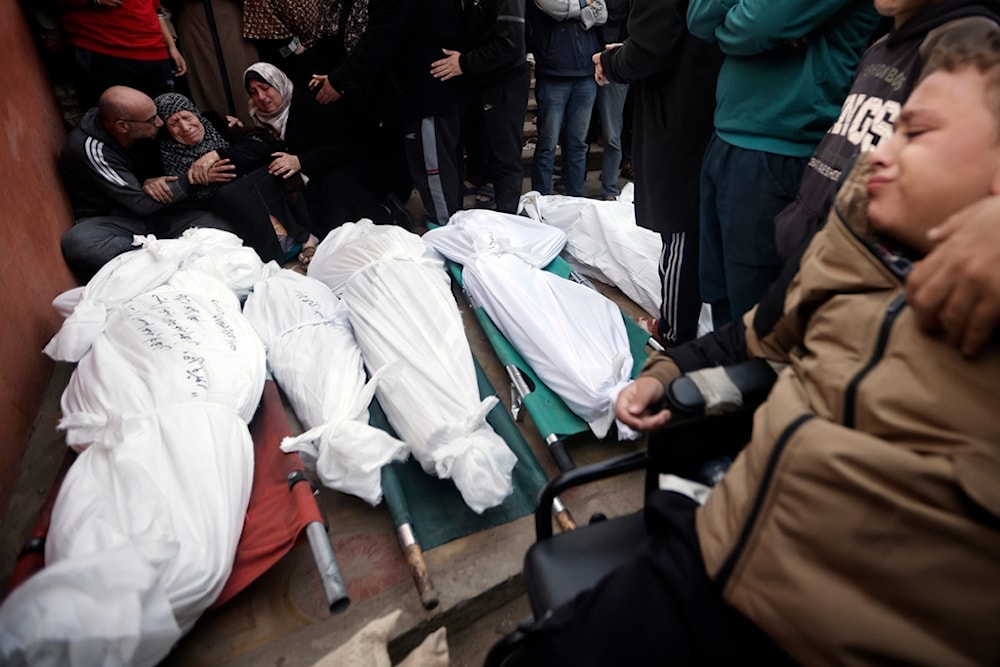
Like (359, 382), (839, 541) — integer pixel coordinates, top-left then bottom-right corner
(444, 254), (652, 471)
(2, 380), (349, 616)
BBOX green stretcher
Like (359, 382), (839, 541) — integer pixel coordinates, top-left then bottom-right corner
(444, 253), (652, 472)
(372, 355), (573, 609)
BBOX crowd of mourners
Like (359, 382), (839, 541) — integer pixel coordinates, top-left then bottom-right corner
(24, 0), (1000, 664)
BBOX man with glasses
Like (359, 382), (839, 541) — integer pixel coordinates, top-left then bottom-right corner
(59, 85), (231, 280)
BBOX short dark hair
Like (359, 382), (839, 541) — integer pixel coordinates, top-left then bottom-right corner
(920, 21), (1000, 120)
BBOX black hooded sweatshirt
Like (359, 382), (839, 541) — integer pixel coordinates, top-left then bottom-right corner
(772, 0), (1000, 262)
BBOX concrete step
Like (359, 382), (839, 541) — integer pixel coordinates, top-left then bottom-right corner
(523, 118), (537, 140)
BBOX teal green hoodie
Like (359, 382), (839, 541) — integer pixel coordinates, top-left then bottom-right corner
(687, 0), (880, 157)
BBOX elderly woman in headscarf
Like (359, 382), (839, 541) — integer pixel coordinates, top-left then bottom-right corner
(147, 92), (319, 265)
(243, 61), (389, 237)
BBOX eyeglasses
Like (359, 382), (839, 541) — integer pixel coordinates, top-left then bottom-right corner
(119, 114), (160, 126)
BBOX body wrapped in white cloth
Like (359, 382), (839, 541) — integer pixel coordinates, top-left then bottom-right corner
(308, 221), (517, 513)
(422, 208), (567, 268)
(0, 262), (266, 666)
(518, 188), (662, 318)
(243, 268), (408, 505)
(462, 252), (638, 440)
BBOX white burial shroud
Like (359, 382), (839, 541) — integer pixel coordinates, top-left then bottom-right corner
(0, 269), (265, 667)
(243, 268), (407, 505)
(422, 208), (567, 268)
(43, 228), (266, 363)
(308, 221), (517, 514)
(463, 252), (638, 440)
(518, 187), (662, 318)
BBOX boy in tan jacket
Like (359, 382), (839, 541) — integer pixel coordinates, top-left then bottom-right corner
(511, 22), (1000, 667)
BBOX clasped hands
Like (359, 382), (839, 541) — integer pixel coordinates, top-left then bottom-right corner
(143, 152), (236, 202)
(592, 43), (622, 86)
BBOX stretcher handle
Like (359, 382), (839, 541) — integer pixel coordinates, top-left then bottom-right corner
(290, 471), (350, 613)
(535, 450), (649, 540)
(551, 496), (576, 532)
(545, 434), (576, 472)
(398, 523), (440, 610)
(305, 522), (351, 613)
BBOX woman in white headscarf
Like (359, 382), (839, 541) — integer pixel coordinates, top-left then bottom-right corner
(243, 62), (388, 242)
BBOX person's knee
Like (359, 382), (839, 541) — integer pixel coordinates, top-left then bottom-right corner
(60, 229), (96, 282)
(60, 225), (122, 282)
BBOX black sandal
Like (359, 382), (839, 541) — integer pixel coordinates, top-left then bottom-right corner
(475, 184), (496, 209)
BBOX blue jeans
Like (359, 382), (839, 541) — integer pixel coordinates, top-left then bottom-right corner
(596, 81), (628, 197)
(532, 76), (597, 197)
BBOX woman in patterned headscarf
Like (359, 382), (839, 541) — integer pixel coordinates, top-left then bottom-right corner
(150, 92), (319, 265)
(155, 92), (232, 200)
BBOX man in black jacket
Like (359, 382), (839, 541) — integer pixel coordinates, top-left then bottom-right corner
(310, 0), (471, 226)
(595, 0), (722, 345)
(431, 0), (531, 214)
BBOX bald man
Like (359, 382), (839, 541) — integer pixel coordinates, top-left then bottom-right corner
(59, 85), (231, 280)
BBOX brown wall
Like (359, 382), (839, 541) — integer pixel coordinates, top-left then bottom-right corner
(0, 0), (77, 515)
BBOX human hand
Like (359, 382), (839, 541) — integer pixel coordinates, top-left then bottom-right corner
(592, 52), (608, 85)
(224, 115), (243, 128)
(430, 49), (464, 81)
(187, 150), (221, 185)
(614, 376), (672, 432)
(201, 158), (236, 184)
(269, 152), (301, 178)
(605, 42), (623, 50)
(143, 175), (177, 203)
(169, 49), (187, 77)
(309, 74), (342, 104)
(906, 196), (1000, 357)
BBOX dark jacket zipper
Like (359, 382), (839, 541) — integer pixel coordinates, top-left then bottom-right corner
(716, 413), (814, 588)
(843, 293), (906, 428)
